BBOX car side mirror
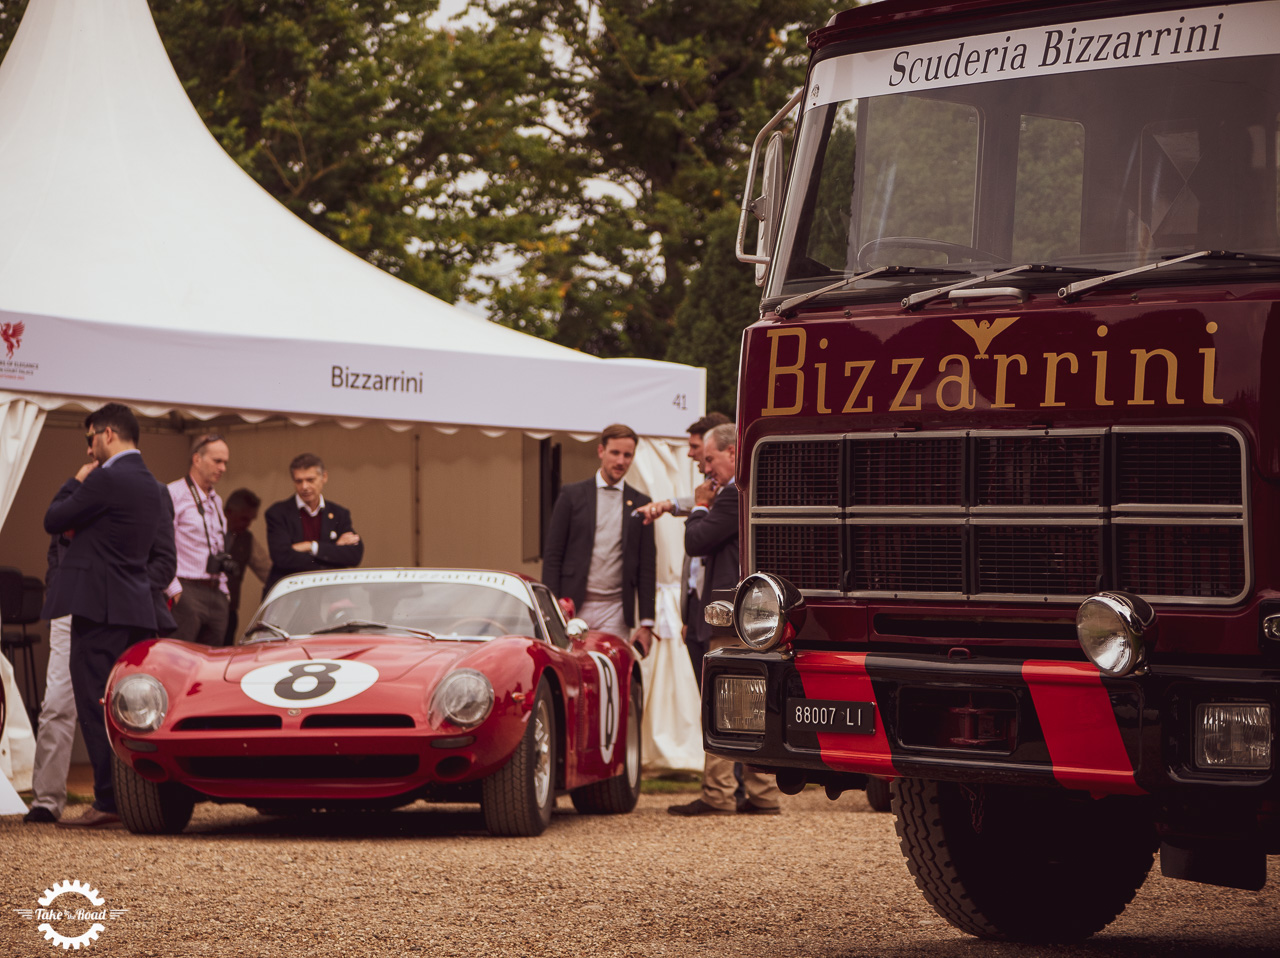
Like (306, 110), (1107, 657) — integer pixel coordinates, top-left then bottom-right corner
(565, 617), (590, 641)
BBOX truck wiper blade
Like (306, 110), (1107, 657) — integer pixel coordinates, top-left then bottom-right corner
(1059, 250), (1280, 301)
(774, 265), (968, 318)
(901, 263), (1106, 311)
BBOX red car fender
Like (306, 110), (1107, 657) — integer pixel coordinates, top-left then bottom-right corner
(798, 652), (898, 777)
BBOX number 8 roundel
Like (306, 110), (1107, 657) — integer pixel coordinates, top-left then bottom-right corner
(240, 659), (380, 709)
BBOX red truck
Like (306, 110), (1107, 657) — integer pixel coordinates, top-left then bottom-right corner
(704, 0), (1280, 942)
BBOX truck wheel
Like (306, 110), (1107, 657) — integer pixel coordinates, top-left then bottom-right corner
(112, 754), (195, 834)
(892, 778), (1155, 942)
(482, 678), (556, 836)
(571, 678), (642, 815)
(864, 776), (892, 812)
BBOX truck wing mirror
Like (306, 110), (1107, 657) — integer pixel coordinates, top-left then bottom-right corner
(736, 88), (803, 285)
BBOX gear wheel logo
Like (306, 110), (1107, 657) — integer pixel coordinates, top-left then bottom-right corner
(12, 878), (127, 950)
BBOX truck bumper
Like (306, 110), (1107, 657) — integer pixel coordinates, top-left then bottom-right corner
(702, 648), (1279, 798)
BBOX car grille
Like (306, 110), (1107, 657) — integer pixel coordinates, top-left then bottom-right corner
(184, 755), (419, 779)
(750, 428), (1248, 604)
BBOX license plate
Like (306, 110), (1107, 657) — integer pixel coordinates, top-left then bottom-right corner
(785, 699), (875, 735)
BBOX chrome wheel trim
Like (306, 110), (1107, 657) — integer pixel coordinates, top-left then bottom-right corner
(532, 697), (552, 806)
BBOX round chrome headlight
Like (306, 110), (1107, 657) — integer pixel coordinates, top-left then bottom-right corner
(733, 572), (804, 651)
(429, 669), (494, 729)
(110, 674), (169, 733)
(1076, 592), (1155, 677)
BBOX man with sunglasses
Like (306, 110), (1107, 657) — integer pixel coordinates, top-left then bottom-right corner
(163, 433), (233, 646)
(42, 403), (173, 828)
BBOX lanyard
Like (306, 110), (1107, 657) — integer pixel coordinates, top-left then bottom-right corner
(183, 475), (223, 556)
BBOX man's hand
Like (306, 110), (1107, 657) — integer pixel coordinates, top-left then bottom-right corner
(74, 460), (98, 483)
(635, 500), (674, 525)
(631, 625), (657, 657)
(336, 531), (361, 546)
(291, 541), (313, 553)
(693, 478), (717, 508)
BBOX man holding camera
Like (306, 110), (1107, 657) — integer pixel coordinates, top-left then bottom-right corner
(165, 433), (236, 646)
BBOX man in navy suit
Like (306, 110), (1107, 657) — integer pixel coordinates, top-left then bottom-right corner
(263, 453), (363, 593)
(43, 403), (174, 828)
(542, 423), (657, 654)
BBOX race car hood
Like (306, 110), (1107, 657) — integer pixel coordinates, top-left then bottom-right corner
(222, 634), (475, 684)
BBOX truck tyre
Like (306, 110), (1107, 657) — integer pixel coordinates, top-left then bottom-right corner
(113, 754), (195, 834)
(864, 776), (892, 812)
(892, 777), (1155, 942)
(571, 677), (642, 815)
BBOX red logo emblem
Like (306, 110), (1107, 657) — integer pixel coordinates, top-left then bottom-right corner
(1, 320), (25, 359)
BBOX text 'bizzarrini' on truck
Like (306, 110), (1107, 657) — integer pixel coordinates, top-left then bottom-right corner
(703, 0), (1280, 943)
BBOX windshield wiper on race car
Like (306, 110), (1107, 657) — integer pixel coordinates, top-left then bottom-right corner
(244, 620), (291, 640)
(1059, 249), (1280, 301)
(775, 265), (971, 318)
(309, 619), (439, 640)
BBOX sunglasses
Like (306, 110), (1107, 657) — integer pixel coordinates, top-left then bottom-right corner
(85, 428), (106, 447)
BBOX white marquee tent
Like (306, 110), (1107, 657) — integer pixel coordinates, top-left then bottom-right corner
(0, 0), (708, 779)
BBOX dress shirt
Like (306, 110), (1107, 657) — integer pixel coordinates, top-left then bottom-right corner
(586, 472), (624, 598)
(295, 494), (325, 555)
(101, 448), (141, 469)
(165, 477), (228, 597)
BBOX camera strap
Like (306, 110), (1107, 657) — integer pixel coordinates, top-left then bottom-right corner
(183, 474), (224, 557)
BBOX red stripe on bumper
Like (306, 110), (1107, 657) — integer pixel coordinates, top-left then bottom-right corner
(1023, 660), (1144, 795)
(799, 652), (898, 776)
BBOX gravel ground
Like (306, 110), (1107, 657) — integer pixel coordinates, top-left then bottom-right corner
(4, 789), (1279, 957)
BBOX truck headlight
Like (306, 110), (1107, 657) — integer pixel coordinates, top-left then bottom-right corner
(733, 572), (804, 651)
(110, 674), (169, 733)
(715, 675), (766, 732)
(1195, 704), (1271, 770)
(429, 669), (494, 729)
(1075, 592), (1155, 677)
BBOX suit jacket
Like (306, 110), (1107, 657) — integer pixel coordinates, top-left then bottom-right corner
(683, 483), (740, 644)
(542, 477), (655, 628)
(263, 497), (363, 593)
(150, 480), (178, 635)
(42, 452), (164, 630)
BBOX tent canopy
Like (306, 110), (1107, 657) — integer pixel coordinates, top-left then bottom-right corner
(0, 0), (705, 435)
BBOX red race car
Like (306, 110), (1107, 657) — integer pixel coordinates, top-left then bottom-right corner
(105, 569), (642, 836)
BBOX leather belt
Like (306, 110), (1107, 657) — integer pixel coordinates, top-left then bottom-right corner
(178, 577), (220, 589)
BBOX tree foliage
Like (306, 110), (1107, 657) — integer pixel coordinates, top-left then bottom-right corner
(0, 0), (839, 414)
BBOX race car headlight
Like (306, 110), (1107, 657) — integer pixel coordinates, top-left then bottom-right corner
(1076, 591), (1156, 677)
(109, 674), (169, 733)
(733, 572), (804, 651)
(429, 669), (494, 730)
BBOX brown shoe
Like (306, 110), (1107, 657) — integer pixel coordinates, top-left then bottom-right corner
(56, 807), (122, 829)
(667, 798), (734, 817)
(737, 800), (782, 815)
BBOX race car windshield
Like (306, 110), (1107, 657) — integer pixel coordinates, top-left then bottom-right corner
(773, 7), (1280, 299)
(248, 580), (541, 641)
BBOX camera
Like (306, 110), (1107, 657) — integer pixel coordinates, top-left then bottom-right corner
(206, 552), (241, 578)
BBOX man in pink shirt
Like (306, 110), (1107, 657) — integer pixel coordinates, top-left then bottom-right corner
(165, 434), (234, 646)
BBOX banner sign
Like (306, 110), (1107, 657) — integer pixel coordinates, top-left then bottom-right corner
(0, 309), (705, 437)
(809, 0), (1280, 107)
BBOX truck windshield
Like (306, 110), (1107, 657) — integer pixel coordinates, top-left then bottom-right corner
(773, 6), (1280, 297)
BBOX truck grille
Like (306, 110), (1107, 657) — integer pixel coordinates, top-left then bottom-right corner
(750, 428), (1248, 604)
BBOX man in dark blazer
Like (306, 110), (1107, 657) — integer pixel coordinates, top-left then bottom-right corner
(669, 422), (781, 817)
(542, 423), (657, 654)
(263, 453), (363, 593)
(43, 403), (174, 828)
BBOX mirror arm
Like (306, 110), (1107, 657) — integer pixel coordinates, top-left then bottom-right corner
(736, 87), (803, 266)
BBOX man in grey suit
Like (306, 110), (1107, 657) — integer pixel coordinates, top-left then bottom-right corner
(668, 423), (781, 817)
(43, 403), (174, 828)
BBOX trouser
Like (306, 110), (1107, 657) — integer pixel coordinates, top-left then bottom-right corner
(28, 615), (75, 816)
(172, 579), (230, 647)
(69, 616), (150, 814)
(579, 594), (628, 640)
(700, 635), (781, 811)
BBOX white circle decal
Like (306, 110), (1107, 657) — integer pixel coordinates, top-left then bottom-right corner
(240, 659), (379, 709)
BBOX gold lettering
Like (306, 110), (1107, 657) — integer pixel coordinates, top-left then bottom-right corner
(1091, 351), (1113, 406)
(815, 362), (831, 415)
(842, 360), (875, 413)
(936, 354), (976, 411)
(763, 328), (806, 416)
(1042, 352), (1078, 407)
(1200, 346), (1223, 404)
(890, 358), (924, 411)
(1129, 348), (1183, 405)
(992, 354), (1026, 408)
